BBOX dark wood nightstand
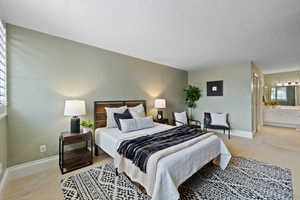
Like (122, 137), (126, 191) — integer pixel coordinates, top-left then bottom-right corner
(154, 118), (169, 124)
(59, 131), (93, 174)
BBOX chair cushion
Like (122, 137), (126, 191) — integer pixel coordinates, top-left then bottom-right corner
(174, 111), (188, 126)
(210, 112), (228, 128)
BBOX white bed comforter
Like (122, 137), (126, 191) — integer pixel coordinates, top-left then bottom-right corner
(95, 124), (231, 200)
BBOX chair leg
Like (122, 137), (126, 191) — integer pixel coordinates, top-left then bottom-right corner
(228, 129), (231, 140)
(223, 129), (225, 134)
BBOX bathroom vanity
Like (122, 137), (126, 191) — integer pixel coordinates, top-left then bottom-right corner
(264, 106), (300, 130)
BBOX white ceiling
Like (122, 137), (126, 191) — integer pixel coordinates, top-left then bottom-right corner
(1, 0), (300, 73)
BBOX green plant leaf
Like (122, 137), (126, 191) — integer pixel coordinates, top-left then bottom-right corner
(183, 85), (201, 108)
(80, 120), (94, 128)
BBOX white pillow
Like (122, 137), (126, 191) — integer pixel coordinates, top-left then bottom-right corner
(119, 116), (154, 133)
(130, 110), (145, 119)
(174, 111), (188, 126)
(210, 112), (228, 127)
(105, 106), (127, 128)
(128, 104), (145, 118)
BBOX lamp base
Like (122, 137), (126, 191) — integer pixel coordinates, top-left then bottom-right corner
(70, 117), (80, 133)
(157, 110), (163, 120)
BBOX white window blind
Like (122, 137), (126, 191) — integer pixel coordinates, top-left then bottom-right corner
(276, 87), (287, 101)
(270, 87), (287, 102)
(0, 20), (6, 106)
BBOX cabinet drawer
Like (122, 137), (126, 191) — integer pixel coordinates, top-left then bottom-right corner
(63, 148), (92, 169)
(63, 134), (89, 145)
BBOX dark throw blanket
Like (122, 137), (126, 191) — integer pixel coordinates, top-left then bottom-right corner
(117, 125), (207, 173)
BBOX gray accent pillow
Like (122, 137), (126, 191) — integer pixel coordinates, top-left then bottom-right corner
(119, 116), (154, 133)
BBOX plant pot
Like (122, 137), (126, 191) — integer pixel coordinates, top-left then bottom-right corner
(82, 127), (90, 133)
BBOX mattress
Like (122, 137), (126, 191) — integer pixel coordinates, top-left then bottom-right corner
(95, 123), (173, 157)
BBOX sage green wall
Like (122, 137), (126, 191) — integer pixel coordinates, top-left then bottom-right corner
(0, 115), (7, 181)
(188, 63), (253, 132)
(7, 24), (188, 166)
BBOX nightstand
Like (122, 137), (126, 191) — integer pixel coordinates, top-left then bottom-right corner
(154, 118), (169, 124)
(59, 131), (93, 174)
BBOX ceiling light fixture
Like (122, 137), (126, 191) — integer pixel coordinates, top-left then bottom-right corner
(276, 83), (284, 86)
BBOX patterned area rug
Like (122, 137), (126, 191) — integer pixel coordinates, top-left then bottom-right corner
(61, 156), (293, 200)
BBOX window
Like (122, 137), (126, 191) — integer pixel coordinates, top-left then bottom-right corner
(270, 87), (276, 100)
(270, 87), (287, 101)
(0, 20), (6, 106)
(276, 87), (287, 101)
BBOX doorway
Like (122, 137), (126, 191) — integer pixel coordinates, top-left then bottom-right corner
(252, 73), (260, 135)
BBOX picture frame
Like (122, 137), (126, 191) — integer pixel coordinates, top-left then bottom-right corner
(207, 80), (223, 96)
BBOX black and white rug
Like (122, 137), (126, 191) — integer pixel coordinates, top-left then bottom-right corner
(61, 157), (293, 200)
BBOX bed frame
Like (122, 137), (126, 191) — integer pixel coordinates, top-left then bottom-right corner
(93, 100), (147, 155)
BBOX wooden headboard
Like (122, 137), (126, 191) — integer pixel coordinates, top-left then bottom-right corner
(94, 100), (147, 129)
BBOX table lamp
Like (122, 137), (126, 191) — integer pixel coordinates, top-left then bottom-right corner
(64, 100), (86, 133)
(154, 99), (166, 120)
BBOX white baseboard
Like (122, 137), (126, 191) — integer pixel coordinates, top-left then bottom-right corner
(0, 169), (8, 199)
(231, 129), (253, 139)
(207, 128), (253, 139)
(7, 155), (59, 181)
(263, 122), (300, 130)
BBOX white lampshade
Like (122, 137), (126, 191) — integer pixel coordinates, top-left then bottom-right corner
(154, 99), (166, 109)
(64, 100), (86, 116)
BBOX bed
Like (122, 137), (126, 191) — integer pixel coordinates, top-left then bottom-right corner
(94, 100), (231, 200)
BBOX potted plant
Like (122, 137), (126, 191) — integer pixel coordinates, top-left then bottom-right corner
(183, 85), (201, 119)
(264, 101), (279, 108)
(80, 120), (94, 133)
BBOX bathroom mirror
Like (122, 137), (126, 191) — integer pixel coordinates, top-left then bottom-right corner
(264, 85), (299, 106)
